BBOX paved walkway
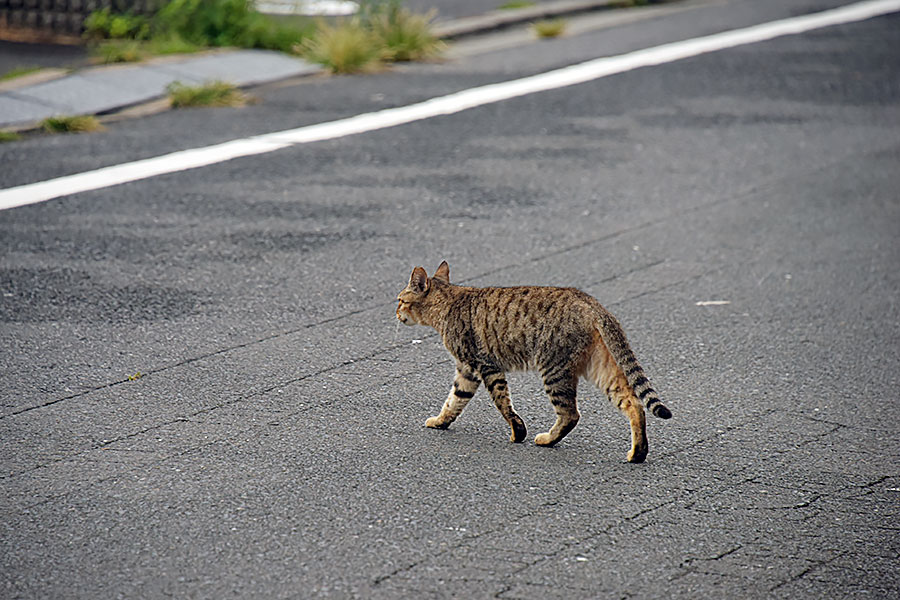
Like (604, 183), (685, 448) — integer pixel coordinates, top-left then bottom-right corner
(0, 0), (617, 131)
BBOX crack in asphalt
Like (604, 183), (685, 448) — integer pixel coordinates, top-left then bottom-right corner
(8, 145), (830, 422)
(1, 339), (420, 483)
(1, 235), (700, 422)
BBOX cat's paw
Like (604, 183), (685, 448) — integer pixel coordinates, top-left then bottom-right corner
(425, 416), (450, 429)
(534, 432), (556, 446)
(510, 416), (527, 443)
(626, 443), (648, 463)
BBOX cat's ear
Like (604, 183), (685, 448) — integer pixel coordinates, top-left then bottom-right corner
(409, 266), (430, 294)
(433, 261), (450, 283)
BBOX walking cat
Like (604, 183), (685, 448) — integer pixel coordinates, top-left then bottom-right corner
(396, 261), (671, 463)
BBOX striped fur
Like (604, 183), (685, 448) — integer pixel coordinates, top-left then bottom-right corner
(397, 261), (671, 463)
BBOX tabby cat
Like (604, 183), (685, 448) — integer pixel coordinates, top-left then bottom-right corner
(396, 261), (671, 463)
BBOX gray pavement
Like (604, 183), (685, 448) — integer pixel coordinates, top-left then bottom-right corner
(0, 0), (620, 131)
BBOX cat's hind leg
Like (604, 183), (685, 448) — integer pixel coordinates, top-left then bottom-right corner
(618, 392), (648, 463)
(588, 339), (648, 462)
(425, 366), (480, 430)
(481, 369), (527, 443)
(535, 370), (580, 447)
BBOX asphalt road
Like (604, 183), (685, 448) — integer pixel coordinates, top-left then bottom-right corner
(2, 0), (899, 598)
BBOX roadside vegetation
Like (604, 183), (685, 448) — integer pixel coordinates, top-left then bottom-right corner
(167, 81), (250, 108)
(498, 1), (536, 9)
(82, 0), (442, 72)
(301, 0), (443, 73)
(300, 19), (389, 74)
(532, 18), (567, 39)
(0, 66), (43, 82)
(40, 115), (104, 134)
(0, 130), (22, 143)
(363, 1), (443, 63)
(84, 0), (315, 63)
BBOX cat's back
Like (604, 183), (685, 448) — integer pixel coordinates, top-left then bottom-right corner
(466, 285), (601, 369)
(472, 284), (598, 325)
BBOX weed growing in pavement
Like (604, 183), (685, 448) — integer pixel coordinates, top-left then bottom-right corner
(94, 40), (146, 63)
(40, 115), (104, 134)
(167, 81), (250, 108)
(301, 1), (443, 73)
(364, 0), (444, 62)
(0, 66), (43, 81)
(498, 1), (536, 9)
(0, 130), (22, 143)
(532, 18), (567, 39)
(299, 19), (389, 74)
(145, 35), (204, 56)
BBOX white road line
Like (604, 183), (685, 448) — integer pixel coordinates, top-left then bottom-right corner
(1, 0), (898, 212)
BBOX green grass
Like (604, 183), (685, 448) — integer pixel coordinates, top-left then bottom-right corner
(0, 130), (22, 143)
(41, 115), (104, 134)
(368, 5), (444, 62)
(82, 0), (442, 73)
(84, 8), (150, 41)
(532, 18), (567, 39)
(145, 35), (203, 56)
(1, 66), (43, 81)
(93, 40), (146, 63)
(301, 2), (444, 73)
(498, 1), (536, 9)
(150, 0), (313, 53)
(299, 19), (389, 74)
(167, 81), (249, 108)
(84, 0), (316, 59)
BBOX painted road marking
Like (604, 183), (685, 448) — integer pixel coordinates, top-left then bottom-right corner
(1, 0), (898, 212)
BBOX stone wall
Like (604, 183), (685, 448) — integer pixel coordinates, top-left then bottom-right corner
(0, 0), (161, 41)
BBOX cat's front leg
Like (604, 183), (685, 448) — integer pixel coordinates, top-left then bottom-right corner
(480, 368), (527, 443)
(535, 369), (581, 447)
(425, 367), (481, 429)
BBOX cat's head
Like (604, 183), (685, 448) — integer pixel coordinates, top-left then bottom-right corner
(396, 261), (450, 326)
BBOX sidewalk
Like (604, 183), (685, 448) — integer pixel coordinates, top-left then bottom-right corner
(0, 0), (618, 131)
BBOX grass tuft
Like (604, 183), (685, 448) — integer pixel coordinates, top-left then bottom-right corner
(368, 5), (444, 62)
(94, 40), (146, 63)
(1, 66), (43, 81)
(41, 115), (104, 134)
(145, 34), (203, 56)
(167, 80), (249, 108)
(498, 1), (536, 9)
(532, 18), (567, 39)
(299, 19), (389, 74)
(0, 130), (22, 143)
(301, 1), (444, 73)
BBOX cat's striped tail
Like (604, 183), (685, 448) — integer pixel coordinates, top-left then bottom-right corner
(596, 311), (672, 419)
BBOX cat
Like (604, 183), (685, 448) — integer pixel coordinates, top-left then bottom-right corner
(396, 261), (671, 463)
